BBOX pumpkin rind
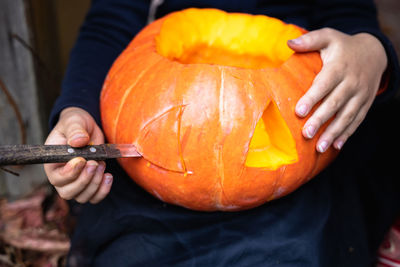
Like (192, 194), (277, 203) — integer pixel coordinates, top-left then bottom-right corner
(100, 8), (338, 211)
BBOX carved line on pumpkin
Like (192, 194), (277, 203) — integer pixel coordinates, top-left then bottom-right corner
(177, 104), (188, 173)
(218, 67), (232, 136)
(105, 50), (139, 84)
(283, 53), (322, 95)
(142, 158), (191, 175)
(136, 104), (189, 173)
(216, 144), (228, 208)
(271, 165), (287, 200)
(215, 67), (232, 206)
(112, 57), (164, 142)
(102, 46), (154, 101)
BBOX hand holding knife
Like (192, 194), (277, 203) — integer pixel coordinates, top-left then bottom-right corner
(0, 144), (142, 166)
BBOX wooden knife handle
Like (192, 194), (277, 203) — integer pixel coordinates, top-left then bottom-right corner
(0, 144), (113, 165)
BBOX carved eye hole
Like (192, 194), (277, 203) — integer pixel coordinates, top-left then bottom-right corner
(246, 101), (298, 170)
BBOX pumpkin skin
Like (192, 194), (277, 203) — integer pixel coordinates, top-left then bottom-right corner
(100, 8), (338, 211)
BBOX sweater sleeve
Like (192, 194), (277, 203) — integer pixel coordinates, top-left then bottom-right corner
(311, 0), (400, 104)
(49, 0), (151, 129)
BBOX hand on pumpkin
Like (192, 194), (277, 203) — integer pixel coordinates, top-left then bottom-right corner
(44, 107), (113, 203)
(288, 28), (387, 152)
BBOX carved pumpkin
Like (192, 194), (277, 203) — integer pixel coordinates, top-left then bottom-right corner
(100, 8), (338, 211)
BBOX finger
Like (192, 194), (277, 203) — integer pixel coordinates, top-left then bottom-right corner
(301, 80), (356, 139)
(296, 62), (343, 118)
(89, 173), (113, 204)
(89, 126), (105, 145)
(332, 100), (372, 150)
(46, 157), (86, 187)
(74, 161), (106, 203)
(44, 128), (70, 182)
(55, 160), (99, 200)
(288, 28), (334, 52)
(45, 128), (67, 145)
(61, 113), (90, 147)
(316, 97), (369, 152)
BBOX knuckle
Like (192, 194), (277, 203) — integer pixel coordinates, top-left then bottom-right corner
(305, 91), (321, 106)
(353, 115), (365, 127)
(78, 173), (93, 188)
(328, 63), (341, 73)
(63, 113), (82, 125)
(314, 108), (333, 125)
(327, 97), (341, 111)
(330, 127), (343, 139)
(303, 35), (313, 44)
(321, 27), (333, 34)
(340, 130), (354, 142)
(59, 170), (77, 184)
(93, 168), (105, 187)
(324, 128), (340, 141)
(312, 76), (333, 95)
(312, 114), (323, 126)
(345, 77), (361, 91)
(92, 176), (103, 187)
(339, 132), (350, 142)
(342, 110), (357, 126)
(60, 169), (73, 179)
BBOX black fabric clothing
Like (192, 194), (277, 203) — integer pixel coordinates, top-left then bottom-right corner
(48, 0), (400, 266)
(69, 101), (400, 267)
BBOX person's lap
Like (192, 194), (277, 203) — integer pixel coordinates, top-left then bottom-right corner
(68, 99), (400, 267)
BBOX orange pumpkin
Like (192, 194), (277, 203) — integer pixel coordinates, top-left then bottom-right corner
(100, 8), (338, 211)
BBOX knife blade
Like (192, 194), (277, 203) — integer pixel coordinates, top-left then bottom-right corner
(0, 144), (142, 166)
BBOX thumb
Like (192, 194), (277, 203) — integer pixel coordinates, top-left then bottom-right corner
(63, 115), (90, 147)
(287, 28), (331, 52)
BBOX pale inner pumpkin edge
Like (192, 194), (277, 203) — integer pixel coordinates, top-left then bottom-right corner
(156, 8), (303, 69)
(245, 101), (298, 169)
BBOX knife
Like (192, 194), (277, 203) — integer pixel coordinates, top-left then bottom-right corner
(0, 144), (142, 166)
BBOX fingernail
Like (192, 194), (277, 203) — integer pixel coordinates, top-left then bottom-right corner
(87, 162), (98, 174)
(97, 163), (105, 174)
(318, 141), (329, 153)
(70, 132), (88, 141)
(296, 104), (308, 117)
(305, 125), (316, 138)
(288, 38), (302, 45)
(335, 140), (344, 150)
(105, 174), (113, 185)
(71, 158), (85, 171)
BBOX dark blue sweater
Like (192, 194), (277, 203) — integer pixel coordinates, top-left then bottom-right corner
(50, 0), (399, 127)
(49, 1), (400, 266)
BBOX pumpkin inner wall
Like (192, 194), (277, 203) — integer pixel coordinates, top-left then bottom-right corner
(246, 101), (298, 169)
(156, 8), (303, 69)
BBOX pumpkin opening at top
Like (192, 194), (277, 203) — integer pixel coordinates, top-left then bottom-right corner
(156, 9), (303, 69)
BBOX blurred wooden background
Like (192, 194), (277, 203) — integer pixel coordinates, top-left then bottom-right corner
(0, 0), (399, 199)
